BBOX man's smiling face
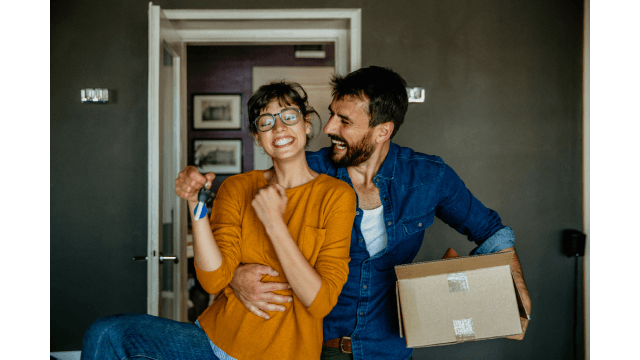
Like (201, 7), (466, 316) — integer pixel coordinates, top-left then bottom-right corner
(324, 95), (376, 168)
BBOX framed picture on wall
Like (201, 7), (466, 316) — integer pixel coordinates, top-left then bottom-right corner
(193, 94), (241, 129)
(193, 139), (242, 175)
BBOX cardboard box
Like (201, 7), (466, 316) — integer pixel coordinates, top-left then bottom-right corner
(395, 251), (529, 347)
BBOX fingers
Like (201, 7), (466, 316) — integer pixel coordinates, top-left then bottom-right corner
(175, 166), (214, 200)
(261, 292), (293, 305)
(273, 183), (287, 198)
(186, 166), (207, 186)
(204, 172), (216, 189)
(258, 184), (286, 197)
(255, 301), (287, 313)
(246, 305), (271, 320)
(174, 174), (199, 200)
(253, 185), (288, 209)
(506, 333), (525, 340)
(246, 301), (293, 320)
(253, 281), (292, 305)
(252, 264), (280, 277)
(441, 247), (461, 259)
(261, 281), (291, 292)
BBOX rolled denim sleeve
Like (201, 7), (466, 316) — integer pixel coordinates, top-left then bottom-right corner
(470, 226), (515, 255)
(436, 163), (513, 250)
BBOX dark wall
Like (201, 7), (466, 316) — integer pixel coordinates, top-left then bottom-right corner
(51, 0), (151, 352)
(51, 0), (584, 357)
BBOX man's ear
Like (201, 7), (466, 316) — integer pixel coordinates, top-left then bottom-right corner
(375, 122), (394, 144)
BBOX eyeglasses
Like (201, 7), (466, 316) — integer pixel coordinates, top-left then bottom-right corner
(254, 108), (302, 132)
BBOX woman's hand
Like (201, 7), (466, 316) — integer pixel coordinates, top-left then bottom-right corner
(251, 184), (288, 227)
(251, 183), (322, 307)
(176, 166), (221, 272)
(175, 165), (216, 204)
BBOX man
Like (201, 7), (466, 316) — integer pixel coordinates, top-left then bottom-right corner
(230, 66), (531, 360)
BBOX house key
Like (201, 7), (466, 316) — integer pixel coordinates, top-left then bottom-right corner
(193, 182), (213, 220)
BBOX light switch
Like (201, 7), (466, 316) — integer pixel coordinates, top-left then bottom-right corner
(406, 87), (425, 103)
(81, 88), (109, 103)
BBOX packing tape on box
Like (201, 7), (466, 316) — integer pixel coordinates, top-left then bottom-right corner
(453, 318), (476, 341)
(448, 272), (469, 293)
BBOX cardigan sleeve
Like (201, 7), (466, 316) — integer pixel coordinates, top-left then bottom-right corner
(304, 182), (357, 319)
(195, 179), (243, 295)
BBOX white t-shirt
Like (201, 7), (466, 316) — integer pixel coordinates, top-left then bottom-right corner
(360, 205), (388, 257)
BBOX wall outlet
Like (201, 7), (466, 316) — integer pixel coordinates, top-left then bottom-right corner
(562, 229), (586, 257)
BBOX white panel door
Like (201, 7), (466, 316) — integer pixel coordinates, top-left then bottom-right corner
(147, 2), (186, 321)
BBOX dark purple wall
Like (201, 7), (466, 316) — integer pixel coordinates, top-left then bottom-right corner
(186, 44), (334, 192)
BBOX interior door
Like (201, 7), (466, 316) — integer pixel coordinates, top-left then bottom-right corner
(146, 2), (187, 321)
(252, 66), (335, 170)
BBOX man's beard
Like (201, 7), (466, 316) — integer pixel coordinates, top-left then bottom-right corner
(329, 131), (375, 168)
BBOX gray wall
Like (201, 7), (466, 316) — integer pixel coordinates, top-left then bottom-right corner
(51, 0), (584, 358)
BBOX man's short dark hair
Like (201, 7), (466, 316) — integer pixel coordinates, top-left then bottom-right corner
(331, 66), (408, 139)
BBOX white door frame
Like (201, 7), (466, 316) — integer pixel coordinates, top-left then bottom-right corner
(148, 3), (186, 320)
(165, 9), (361, 76)
(148, 7), (361, 322)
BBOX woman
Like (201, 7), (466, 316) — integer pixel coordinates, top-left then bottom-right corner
(81, 82), (356, 360)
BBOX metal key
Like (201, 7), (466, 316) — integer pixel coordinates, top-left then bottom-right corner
(193, 183), (213, 220)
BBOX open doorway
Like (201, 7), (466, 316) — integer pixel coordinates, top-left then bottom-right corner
(148, 7), (362, 322)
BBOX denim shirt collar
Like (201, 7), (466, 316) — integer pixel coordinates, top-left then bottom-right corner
(376, 142), (398, 181)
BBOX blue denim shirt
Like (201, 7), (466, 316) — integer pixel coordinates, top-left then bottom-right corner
(306, 143), (514, 360)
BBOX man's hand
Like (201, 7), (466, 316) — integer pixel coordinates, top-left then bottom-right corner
(229, 264), (293, 320)
(441, 247), (460, 259)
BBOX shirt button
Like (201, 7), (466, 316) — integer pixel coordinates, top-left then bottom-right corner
(388, 221), (392, 225)
(356, 211), (360, 215)
(418, 223), (422, 227)
(353, 334), (357, 338)
(360, 312), (364, 315)
(359, 238), (364, 242)
(363, 285), (367, 289)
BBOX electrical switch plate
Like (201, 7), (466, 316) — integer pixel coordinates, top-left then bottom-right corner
(81, 88), (109, 103)
(406, 87), (425, 103)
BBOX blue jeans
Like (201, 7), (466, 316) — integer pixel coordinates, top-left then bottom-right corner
(81, 313), (219, 360)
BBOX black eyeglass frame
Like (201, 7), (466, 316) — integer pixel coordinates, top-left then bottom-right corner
(254, 108), (303, 132)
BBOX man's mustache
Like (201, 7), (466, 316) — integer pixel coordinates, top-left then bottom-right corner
(328, 135), (348, 145)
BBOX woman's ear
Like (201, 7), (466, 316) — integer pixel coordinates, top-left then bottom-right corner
(304, 114), (311, 135)
(253, 132), (262, 147)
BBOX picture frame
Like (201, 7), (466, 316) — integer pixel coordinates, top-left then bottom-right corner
(193, 94), (241, 129)
(193, 139), (243, 175)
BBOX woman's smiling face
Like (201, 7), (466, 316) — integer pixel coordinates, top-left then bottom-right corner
(254, 99), (311, 163)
